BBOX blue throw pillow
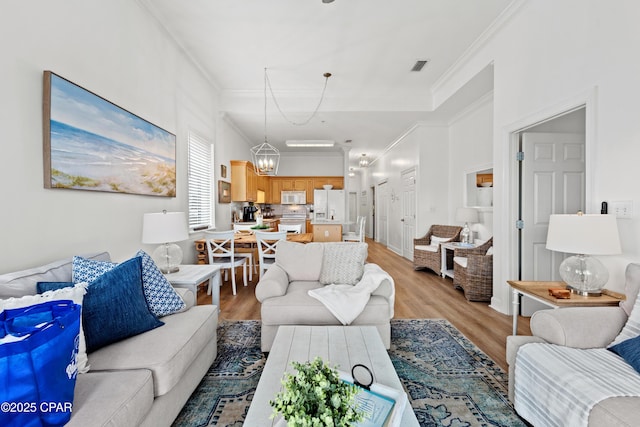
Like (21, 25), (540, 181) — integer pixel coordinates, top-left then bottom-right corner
(609, 335), (640, 374)
(135, 250), (186, 316)
(80, 257), (163, 352)
(72, 256), (115, 283)
(72, 253), (185, 317)
(36, 282), (75, 293)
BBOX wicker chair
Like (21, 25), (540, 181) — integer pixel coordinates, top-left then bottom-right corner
(452, 238), (493, 301)
(413, 225), (462, 275)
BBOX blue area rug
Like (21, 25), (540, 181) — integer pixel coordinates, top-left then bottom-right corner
(173, 319), (525, 427)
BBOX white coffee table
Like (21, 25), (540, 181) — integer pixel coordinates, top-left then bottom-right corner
(163, 264), (221, 309)
(245, 325), (419, 426)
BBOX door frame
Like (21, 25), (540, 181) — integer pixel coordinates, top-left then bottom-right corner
(496, 88), (597, 314)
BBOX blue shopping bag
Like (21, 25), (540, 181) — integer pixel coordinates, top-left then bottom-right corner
(0, 300), (81, 427)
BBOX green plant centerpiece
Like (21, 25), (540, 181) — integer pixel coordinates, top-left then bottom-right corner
(270, 357), (363, 427)
(251, 224), (270, 230)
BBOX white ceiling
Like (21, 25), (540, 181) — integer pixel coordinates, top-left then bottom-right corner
(139, 0), (513, 170)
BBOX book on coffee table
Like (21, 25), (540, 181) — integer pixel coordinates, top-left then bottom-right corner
(340, 371), (408, 427)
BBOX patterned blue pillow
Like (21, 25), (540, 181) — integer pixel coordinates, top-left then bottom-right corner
(72, 253), (185, 317)
(72, 256), (115, 283)
(134, 250), (186, 316)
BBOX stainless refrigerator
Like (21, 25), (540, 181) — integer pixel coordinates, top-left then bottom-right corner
(313, 189), (345, 222)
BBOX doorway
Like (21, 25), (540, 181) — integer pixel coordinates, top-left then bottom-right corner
(516, 108), (586, 314)
(376, 181), (388, 246)
(401, 168), (417, 261)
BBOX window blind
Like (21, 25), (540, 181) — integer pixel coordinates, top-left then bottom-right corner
(188, 132), (213, 231)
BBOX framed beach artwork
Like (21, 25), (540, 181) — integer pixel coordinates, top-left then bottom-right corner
(43, 71), (176, 197)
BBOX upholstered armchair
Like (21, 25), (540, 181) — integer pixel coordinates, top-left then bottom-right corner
(413, 225), (462, 275)
(453, 238), (493, 301)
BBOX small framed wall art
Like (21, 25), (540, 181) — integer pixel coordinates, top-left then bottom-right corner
(221, 164), (227, 178)
(218, 180), (231, 203)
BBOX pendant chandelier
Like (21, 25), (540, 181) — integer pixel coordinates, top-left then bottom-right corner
(359, 154), (369, 168)
(251, 68), (332, 175)
(251, 68), (280, 176)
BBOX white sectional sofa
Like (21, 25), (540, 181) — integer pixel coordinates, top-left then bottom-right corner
(507, 262), (640, 426)
(255, 241), (395, 352)
(0, 252), (217, 427)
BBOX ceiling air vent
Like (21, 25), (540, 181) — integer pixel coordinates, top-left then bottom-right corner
(411, 60), (429, 72)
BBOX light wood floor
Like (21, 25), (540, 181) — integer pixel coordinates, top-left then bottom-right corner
(197, 238), (531, 370)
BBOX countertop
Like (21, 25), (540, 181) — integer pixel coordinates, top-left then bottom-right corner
(310, 220), (351, 225)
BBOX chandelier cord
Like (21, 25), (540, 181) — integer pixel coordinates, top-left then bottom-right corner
(264, 68), (330, 126)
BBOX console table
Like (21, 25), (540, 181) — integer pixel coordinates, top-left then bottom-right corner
(508, 280), (625, 335)
(440, 241), (478, 279)
(164, 264), (221, 309)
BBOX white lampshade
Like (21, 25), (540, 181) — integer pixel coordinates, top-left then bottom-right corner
(546, 213), (621, 296)
(142, 211), (189, 274)
(546, 214), (621, 255)
(142, 211), (189, 244)
(455, 207), (479, 224)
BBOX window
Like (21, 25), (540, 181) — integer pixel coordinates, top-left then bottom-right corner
(188, 132), (214, 231)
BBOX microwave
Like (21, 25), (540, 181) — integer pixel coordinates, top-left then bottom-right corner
(281, 191), (306, 205)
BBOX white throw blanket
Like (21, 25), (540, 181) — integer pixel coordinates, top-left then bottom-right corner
(308, 263), (395, 325)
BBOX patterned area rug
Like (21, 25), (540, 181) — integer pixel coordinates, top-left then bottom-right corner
(173, 319), (526, 427)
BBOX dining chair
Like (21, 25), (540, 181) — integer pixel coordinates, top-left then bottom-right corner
(233, 223), (255, 232)
(343, 216), (365, 242)
(254, 231), (287, 279)
(204, 230), (248, 295)
(277, 223), (302, 234)
(233, 223), (256, 279)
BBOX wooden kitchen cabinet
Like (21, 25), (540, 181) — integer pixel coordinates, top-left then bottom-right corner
(238, 173), (344, 204)
(230, 160), (257, 202)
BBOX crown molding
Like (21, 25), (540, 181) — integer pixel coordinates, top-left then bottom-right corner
(431, 0), (527, 96)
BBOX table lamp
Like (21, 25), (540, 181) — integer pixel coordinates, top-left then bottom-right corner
(142, 211), (189, 273)
(455, 207), (479, 244)
(546, 213), (621, 296)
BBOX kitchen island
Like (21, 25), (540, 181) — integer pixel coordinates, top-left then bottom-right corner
(310, 220), (343, 242)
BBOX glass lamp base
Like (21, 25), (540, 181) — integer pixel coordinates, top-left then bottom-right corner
(461, 223), (473, 244)
(151, 243), (183, 274)
(559, 254), (609, 296)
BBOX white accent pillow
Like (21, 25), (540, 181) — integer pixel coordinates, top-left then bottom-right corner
(610, 274), (640, 347)
(0, 282), (90, 373)
(431, 236), (452, 246)
(486, 246), (494, 256)
(453, 257), (468, 268)
(276, 241), (325, 281)
(319, 243), (368, 285)
(415, 244), (438, 252)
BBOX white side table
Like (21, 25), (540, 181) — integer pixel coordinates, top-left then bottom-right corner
(440, 242), (478, 279)
(164, 265), (221, 310)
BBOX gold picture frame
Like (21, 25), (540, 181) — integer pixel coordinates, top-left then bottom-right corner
(221, 164), (227, 178)
(218, 180), (231, 203)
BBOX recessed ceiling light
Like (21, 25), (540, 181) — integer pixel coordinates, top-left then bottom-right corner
(285, 140), (335, 147)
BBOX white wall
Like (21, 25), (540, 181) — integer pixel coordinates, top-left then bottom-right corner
(0, 0), (219, 272)
(448, 94), (494, 241)
(365, 124), (448, 255)
(434, 0), (640, 313)
(277, 152), (344, 176)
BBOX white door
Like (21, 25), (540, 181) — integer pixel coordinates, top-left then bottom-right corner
(348, 192), (357, 232)
(377, 181), (388, 246)
(401, 168), (416, 261)
(521, 132), (585, 283)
